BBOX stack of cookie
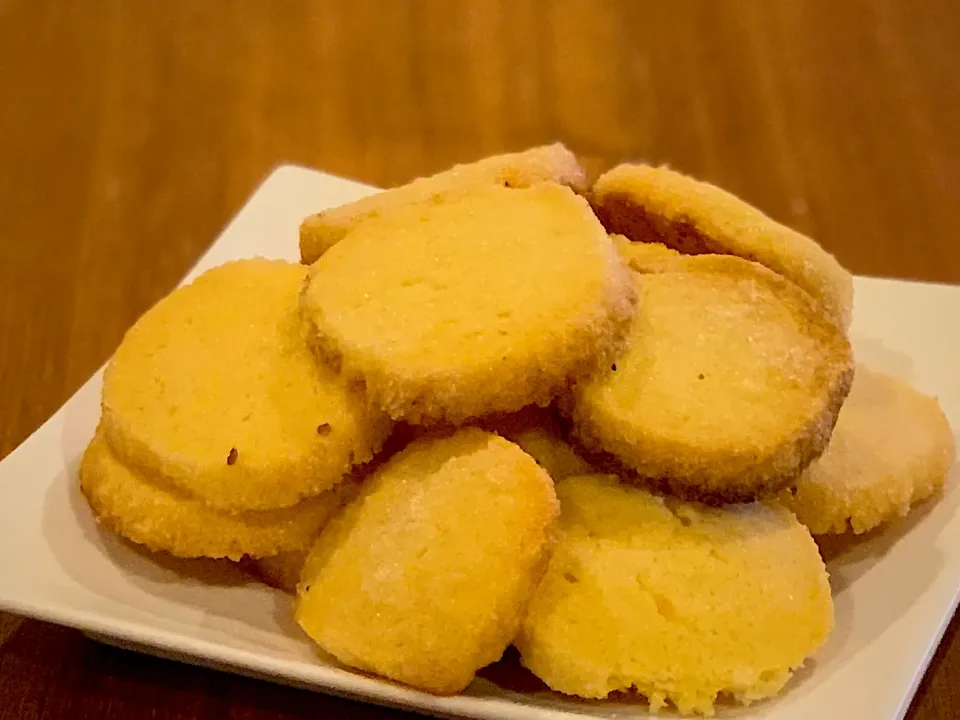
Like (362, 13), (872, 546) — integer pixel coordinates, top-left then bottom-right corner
(82, 259), (392, 560)
(80, 144), (955, 716)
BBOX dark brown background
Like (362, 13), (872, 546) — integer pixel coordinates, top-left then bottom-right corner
(1, 1), (957, 718)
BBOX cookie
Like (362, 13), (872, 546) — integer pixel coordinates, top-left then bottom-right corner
(80, 433), (346, 561)
(516, 474), (833, 715)
(301, 184), (637, 424)
(592, 163), (853, 329)
(295, 428), (558, 695)
(781, 365), (955, 534)
(101, 259), (391, 512)
(566, 256), (853, 503)
(300, 143), (587, 264)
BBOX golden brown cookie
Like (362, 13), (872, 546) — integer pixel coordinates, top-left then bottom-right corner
(780, 365), (955, 534)
(301, 184), (637, 424)
(592, 163), (853, 328)
(566, 256), (853, 504)
(295, 428), (558, 695)
(516, 474), (833, 715)
(300, 143), (587, 264)
(80, 433), (347, 561)
(101, 259), (391, 512)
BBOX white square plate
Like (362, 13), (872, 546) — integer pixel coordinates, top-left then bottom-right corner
(0, 166), (958, 720)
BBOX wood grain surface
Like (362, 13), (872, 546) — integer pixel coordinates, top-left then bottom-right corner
(0, 1), (957, 718)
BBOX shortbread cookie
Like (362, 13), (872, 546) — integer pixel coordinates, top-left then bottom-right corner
(592, 163), (853, 328)
(101, 259), (391, 512)
(781, 365), (955, 534)
(80, 433), (345, 561)
(517, 474), (833, 715)
(302, 184), (637, 424)
(300, 143), (587, 264)
(296, 428), (558, 694)
(567, 256), (853, 503)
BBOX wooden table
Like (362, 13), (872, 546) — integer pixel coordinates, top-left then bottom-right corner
(1, 2), (957, 718)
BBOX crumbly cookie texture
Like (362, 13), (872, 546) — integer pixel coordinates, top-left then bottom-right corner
(517, 474), (833, 716)
(781, 364), (955, 534)
(296, 428), (559, 695)
(80, 433), (347, 561)
(301, 183), (637, 425)
(566, 256), (853, 504)
(101, 259), (391, 512)
(592, 163), (853, 329)
(300, 143), (587, 264)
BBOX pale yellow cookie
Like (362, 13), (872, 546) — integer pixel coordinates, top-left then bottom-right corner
(516, 474), (833, 716)
(80, 433), (346, 561)
(566, 256), (853, 503)
(101, 259), (391, 512)
(592, 163), (853, 328)
(296, 428), (559, 695)
(781, 365), (955, 534)
(301, 184), (637, 424)
(300, 144), (587, 264)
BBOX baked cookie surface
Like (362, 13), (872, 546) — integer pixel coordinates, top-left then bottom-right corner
(592, 163), (853, 329)
(781, 365), (955, 534)
(101, 259), (391, 512)
(516, 474), (833, 715)
(295, 428), (558, 694)
(80, 433), (346, 561)
(567, 256), (853, 503)
(302, 184), (637, 424)
(300, 143), (587, 264)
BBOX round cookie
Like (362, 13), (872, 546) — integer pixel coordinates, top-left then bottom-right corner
(299, 143), (587, 264)
(295, 428), (559, 695)
(516, 474), (833, 715)
(780, 365), (955, 534)
(566, 256), (853, 504)
(101, 259), (391, 512)
(591, 163), (853, 329)
(80, 433), (347, 561)
(301, 183), (637, 424)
